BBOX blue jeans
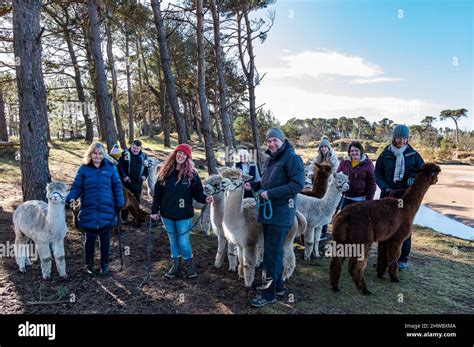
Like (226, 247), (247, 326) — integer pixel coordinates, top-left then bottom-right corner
(340, 197), (360, 210)
(84, 227), (111, 265)
(161, 217), (193, 260)
(260, 224), (291, 301)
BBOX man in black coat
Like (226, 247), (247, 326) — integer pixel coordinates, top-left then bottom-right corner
(244, 128), (305, 308)
(117, 139), (149, 223)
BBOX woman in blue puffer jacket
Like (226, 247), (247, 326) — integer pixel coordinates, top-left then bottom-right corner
(66, 142), (124, 276)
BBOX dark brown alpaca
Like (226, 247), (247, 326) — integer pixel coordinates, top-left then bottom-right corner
(301, 162), (333, 198)
(329, 163), (441, 295)
(72, 187), (149, 230)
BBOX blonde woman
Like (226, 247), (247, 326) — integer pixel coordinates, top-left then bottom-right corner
(66, 142), (124, 275)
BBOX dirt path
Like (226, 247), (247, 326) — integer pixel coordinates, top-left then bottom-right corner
(422, 165), (474, 227)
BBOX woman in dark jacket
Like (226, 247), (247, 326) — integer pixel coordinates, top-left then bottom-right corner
(150, 144), (212, 279)
(66, 142), (125, 275)
(244, 128), (305, 308)
(336, 141), (376, 209)
(375, 124), (424, 271)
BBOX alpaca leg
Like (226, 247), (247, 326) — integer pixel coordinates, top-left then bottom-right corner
(313, 225), (323, 258)
(227, 241), (238, 272)
(282, 246), (296, 281)
(14, 232), (28, 273)
(25, 241), (33, 266)
(37, 243), (53, 280)
(236, 245), (244, 279)
(214, 233), (227, 268)
(303, 225), (315, 260)
(329, 256), (345, 291)
(243, 245), (256, 288)
(52, 240), (67, 278)
(348, 257), (371, 295)
(387, 241), (403, 282)
(376, 241), (389, 278)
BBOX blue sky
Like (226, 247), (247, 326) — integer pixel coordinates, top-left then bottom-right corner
(251, 0), (473, 129)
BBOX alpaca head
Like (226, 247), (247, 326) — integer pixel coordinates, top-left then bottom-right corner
(145, 157), (161, 174)
(331, 172), (350, 193)
(202, 174), (224, 196)
(46, 181), (68, 204)
(315, 163), (332, 178)
(415, 163), (441, 185)
(220, 168), (252, 191)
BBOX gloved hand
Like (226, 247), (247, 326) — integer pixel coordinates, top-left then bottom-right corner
(407, 177), (416, 186)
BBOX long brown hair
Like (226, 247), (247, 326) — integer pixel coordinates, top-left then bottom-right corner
(157, 150), (196, 184)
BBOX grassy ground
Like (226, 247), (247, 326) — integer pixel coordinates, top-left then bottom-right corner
(0, 139), (472, 314)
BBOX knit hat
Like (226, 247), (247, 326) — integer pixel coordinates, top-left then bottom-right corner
(110, 144), (121, 159)
(175, 143), (192, 159)
(392, 124), (410, 139)
(319, 137), (331, 149)
(265, 128), (285, 142)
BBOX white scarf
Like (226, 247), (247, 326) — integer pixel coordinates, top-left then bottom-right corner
(389, 144), (407, 182)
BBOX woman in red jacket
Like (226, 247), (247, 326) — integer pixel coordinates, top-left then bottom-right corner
(336, 141), (376, 210)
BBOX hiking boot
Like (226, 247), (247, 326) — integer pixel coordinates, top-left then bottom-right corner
(398, 262), (408, 271)
(250, 294), (276, 308)
(100, 263), (110, 276)
(185, 259), (198, 279)
(164, 258), (180, 279)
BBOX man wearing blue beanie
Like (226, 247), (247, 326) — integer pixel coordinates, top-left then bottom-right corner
(244, 127), (305, 307)
(375, 124), (424, 272)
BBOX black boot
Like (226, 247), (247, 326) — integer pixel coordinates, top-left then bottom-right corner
(165, 257), (180, 279)
(185, 259), (198, 279)
(86, 261), (98, 275)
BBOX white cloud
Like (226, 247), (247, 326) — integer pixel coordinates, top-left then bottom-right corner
(350, 77), (405, 84)
(261, 50), (389, 79)
(257, 83), (439, 125)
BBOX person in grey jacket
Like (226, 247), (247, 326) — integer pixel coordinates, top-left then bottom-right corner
(244, 128), (305, 308)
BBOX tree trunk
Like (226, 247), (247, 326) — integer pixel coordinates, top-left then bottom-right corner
(125, 31), (134, 143)
(0, 89), (8, 142)
(150, 0), (187, 144)
(12, 0), (51, 201)
(87, 0), (116, 151)
(136, 39), (148, 137)
(62, 8), (93, 143)
(193, 98), (203, 143)
(238, 11), (261, 165)
(210, 0), (233, 164)
(138, 38), (154, 139)
(163, 86), (171, 147)
(196, 0), (217, 174)
(105, 13), (126, 149)
(83, 20), (105, 141)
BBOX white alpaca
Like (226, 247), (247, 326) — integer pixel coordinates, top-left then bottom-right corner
(13, 182), (69, 280)
(144, 156), (161, 198)
(202, 173), (238, 270)
(146, 156), (211, 235)
(221, 168), (306, 287)
(296, 172), (349, 260)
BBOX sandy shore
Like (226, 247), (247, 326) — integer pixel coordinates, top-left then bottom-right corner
(422, 165), (474, 227)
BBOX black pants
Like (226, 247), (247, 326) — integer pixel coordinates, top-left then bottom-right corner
(260, 224), (291, 300)
(84, 227), (111, 266)
(122, 181), (143, 221)
(380, 189), (411, 263)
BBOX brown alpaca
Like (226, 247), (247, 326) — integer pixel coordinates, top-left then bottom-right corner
(329, 163), (441, 295)
(72, 187), (148, 230)
(301, 162), (333, 198)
